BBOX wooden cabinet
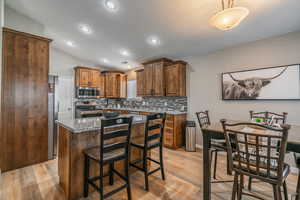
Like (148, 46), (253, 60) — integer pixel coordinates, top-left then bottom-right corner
(165, 61), (187, 97)
(75, 67), (101, 88)
(163, 114), (187, 149)
(99, 74), (106, 97)
(103, 71), (127, 98)
(1, 28), (52, 172)
(119, 74), (127, 98)
(142, 58), (173, 96)
(136, 69), (145, 96)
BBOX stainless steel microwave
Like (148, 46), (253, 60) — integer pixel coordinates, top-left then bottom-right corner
(76, 87), (100, 98)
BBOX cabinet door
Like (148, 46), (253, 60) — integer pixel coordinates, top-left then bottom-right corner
(105, 73), (118, 98)
(152, 62), (165, 96)
(165, 64), (179, 96)
(119, 74), (127, 98)
(136, 70), (145, 96)
(79, 69), (90, 87)
(89, 70), (100, 88)
(1, 30), (50, 172)
(144, 64), (154, 96)
(99, 74), (106, 97)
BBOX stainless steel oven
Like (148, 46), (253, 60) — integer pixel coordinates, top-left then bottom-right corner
(76, 87), (100, 98)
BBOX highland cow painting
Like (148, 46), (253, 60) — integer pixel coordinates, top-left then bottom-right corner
(222, 64), (300, 100)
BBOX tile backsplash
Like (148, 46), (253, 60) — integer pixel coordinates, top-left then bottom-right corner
(76, 97), (187, 112)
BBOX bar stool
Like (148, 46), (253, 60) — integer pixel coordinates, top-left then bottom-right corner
(130, 113), (166, 191)
(196, 111), (229, 179)
(83, 116), (133, 200)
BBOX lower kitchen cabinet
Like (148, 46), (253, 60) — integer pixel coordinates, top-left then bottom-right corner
(163, 114), (187, 149)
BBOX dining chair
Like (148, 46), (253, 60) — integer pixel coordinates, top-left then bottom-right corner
(196, 111), (229, 179)
(248, 111), (288, 191)
(83, 116), (133, 200)
(130, 113), (166, 191)
(221, 119), (291, 200)
(250, 111), (288, 124)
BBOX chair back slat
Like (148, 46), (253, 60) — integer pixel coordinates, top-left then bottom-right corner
(148, 124), (162, 131)
(144, 113), (166, 147)
(195, 111), (210, 129)
(103, 129), (130, 140)
(99, 117), (133, 163)
(103, 142), (127, 153)
(221, 119), (290, 182)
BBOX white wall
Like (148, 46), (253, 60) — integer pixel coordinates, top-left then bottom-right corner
(185, 31), (300, 145)
(184, 31), (300, 170)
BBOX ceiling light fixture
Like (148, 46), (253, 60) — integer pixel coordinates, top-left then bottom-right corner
(104, 0), (119, 12)
(79, 24), (93, 34)
(66, 40), (75, 47)
(120, 49), (130, 56)
(210, 0), (249, 31)
(147, 36), (161, 46)
(102, 58), (109, 63)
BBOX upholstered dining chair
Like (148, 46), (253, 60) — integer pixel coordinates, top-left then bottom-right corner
(196, 111), (228, 179)
(221, 119), (291, 200)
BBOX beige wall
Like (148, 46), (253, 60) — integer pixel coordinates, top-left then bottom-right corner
(183, 31), (300, 146)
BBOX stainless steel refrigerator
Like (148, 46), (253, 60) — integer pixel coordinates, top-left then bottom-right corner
(48, 75), (59, 160)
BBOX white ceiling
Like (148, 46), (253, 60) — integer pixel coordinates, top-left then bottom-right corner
(6, 0), (300, 70)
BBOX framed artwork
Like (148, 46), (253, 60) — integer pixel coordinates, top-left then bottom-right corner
(222, 64), (300, 100)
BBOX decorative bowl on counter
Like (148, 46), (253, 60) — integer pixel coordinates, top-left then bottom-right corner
(103, 112), (119, 119)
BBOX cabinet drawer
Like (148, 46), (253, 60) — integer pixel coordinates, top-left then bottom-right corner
(164, 133), (174, 146)
(164, 127), (174, 135)
(166, 114), (174, 121)
(165, 121), (174, 128)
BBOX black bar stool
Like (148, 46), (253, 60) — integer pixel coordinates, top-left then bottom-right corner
(130, 113), (166, 191)
(83, 116), (133, 200)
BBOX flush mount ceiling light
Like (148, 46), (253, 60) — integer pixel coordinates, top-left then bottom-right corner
(120, 49), (130, 57)
(78, 24), (93, 34)
(102, 58), (109, 63)
(210, 0), (249, 31)
(104, 0), (119, 12)
(66, 40), (75, 47)
(147, 36), (161, 46)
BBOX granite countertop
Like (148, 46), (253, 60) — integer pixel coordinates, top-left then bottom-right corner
(96, 107), (187, 115)
(56, 114), (146, 134)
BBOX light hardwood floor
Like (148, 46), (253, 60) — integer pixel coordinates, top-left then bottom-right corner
(0, 148), (298, 200)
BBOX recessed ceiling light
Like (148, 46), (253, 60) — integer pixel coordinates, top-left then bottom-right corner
(120, 49), (130, 56)
(78, 24), (93, 34)
(147, 36), (161, 46)
(102, 58), (109, 63)
(66, 40), (75, 47)
(104, 0), (119, 12)
(127, 65), (132, 69)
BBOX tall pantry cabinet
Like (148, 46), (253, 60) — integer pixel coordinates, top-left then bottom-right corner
(0, 28), (52, 172)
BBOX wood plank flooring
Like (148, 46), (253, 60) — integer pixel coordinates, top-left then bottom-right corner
(0, 148), (298, 200)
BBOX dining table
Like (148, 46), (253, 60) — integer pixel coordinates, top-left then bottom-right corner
(201, 120), (300, 200)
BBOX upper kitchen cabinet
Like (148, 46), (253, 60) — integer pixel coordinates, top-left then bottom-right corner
(142, 58), (173, 96)
(102, 71), (127, 98)
(136, 69), (145, 96)
(165, 61), (187, 97)
(99, 73), (106, 97)
(75, 66), (101, 88)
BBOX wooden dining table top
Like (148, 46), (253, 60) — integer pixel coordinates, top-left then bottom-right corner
(201, 120), (300, 146)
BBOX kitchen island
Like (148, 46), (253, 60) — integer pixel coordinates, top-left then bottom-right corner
(56, 115), (147, 200)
